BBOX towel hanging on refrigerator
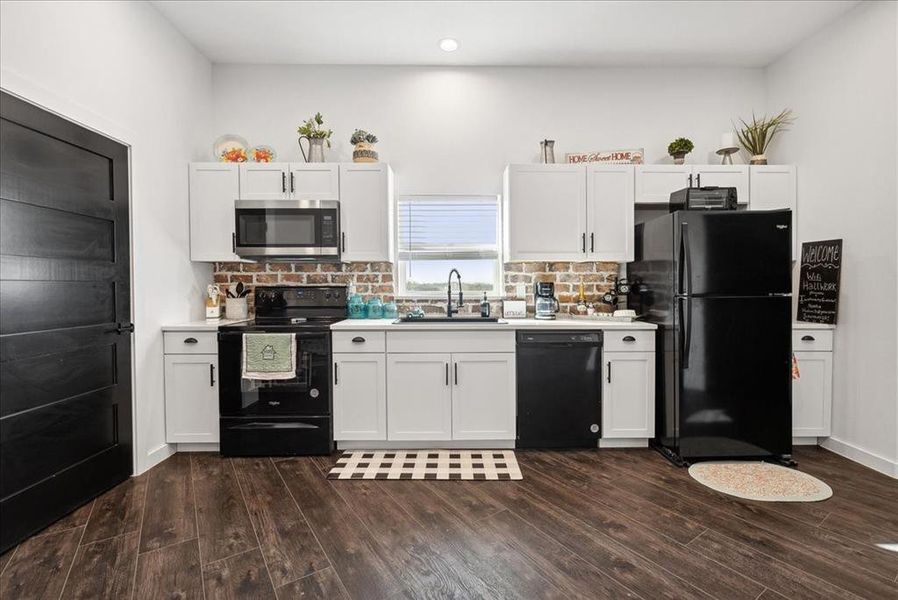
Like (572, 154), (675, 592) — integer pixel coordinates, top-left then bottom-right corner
(243, 333), (296, 380)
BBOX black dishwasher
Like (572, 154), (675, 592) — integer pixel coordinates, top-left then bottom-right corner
(516, 330), (603, 448)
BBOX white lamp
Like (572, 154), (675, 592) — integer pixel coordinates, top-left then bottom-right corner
(716, 132), (740, 164)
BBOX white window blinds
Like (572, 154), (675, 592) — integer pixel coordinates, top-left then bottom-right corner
(397, 195), (500, 261)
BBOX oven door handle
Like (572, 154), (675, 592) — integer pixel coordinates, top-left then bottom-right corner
(229, 422), (320, 430)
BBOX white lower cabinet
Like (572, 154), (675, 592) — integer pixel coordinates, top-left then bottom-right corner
(602, 350), (655, 439)
(333, 353), (387, 440)
(387, 353), (453, 441)
(792, 351), (832, 437)
(164, 354), (219, 443)
(451, 353), (516, 440)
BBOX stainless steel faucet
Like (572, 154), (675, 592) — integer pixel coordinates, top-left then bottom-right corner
(447, 269), (462, 317)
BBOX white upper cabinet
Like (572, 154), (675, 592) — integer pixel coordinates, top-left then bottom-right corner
(587, 164), (635, 261)
(692, 165), (749, 204)
(635, 165), (692, 204)
(289, 163), (340, 199)
(750, 165), (797, 256)
(339, 163), (394, 262)
(504, 164), (588, 261)
(188, 163), (240, 262)
(239, 162), (289, 200)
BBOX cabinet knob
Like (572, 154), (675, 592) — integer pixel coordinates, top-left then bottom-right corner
(351, 336), (366, 343)
(184, 337), (198, 344)
(801, 335), (815, 341)
(622, 335), (636, 342)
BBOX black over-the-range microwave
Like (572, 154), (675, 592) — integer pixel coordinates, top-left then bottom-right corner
(234, 199), (341, 260)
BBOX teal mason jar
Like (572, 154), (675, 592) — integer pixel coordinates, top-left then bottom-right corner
(347, 294), (366, 319)
(366, 297), (384, 319)
(382, 301), (398, 320)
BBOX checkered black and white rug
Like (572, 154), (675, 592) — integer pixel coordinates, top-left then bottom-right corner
(326, 450), (523, 480)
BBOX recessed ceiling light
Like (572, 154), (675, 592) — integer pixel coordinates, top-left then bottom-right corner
(439, 38), (459, 52)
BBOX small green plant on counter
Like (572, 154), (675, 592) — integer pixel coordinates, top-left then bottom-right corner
(350, 129), (378, 145)
(297, 112), (333, 147)
(667, 137), (694, 156)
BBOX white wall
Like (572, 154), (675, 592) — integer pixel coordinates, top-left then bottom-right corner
(0, 0), (213, 473)
(211, 65), (766, 195)
(767, 0), (898, 476)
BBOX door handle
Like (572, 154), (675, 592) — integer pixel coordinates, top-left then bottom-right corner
(454, 363), (459, 385)
(290, 171), (295, 194)
(341, 232), (346, 253)
(590, 232), (595, 253)
(680, 297), (692, 369)
(679, 222), (692, 296)
(445, 363), (449, 386)
(688, 174), (693, 187)
(183, 337), (197, 344)
(209, 364), (215, 386)
(801, 335), (815, 341)
(116, 323), (135, 335)
(696, 173), (701, 187)
(281, 172), (287, 193)
(582, 233), (587, 253)
(351, 336), (366, 343)
(607, 361), (611, 383)
(232, 232), (237, 253)
(334, 362), (338, 385)
(622, 335), (636, 342)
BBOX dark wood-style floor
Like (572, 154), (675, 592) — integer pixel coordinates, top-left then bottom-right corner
(1, 446), (896, 599)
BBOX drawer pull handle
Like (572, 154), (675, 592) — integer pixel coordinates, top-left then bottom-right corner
(351, 336), (366, 343)
(184, 337), (198, 344)
(801, 335), (815, 341)
(622, 335), (636, 342)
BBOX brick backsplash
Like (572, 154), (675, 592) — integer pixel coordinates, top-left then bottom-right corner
(213, 261), (620, 316)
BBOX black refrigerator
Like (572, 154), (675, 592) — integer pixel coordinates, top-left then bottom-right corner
(628, 209), (793, 464)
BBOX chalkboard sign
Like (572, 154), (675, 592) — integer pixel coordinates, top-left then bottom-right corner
(797, 239), (843, 324)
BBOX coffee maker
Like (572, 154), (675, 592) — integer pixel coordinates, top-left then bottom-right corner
(534, 281), (560, 320)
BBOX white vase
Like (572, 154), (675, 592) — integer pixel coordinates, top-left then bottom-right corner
(226, 297), (248, 320)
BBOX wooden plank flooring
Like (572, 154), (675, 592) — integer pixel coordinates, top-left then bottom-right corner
(0, 446), (895, 599)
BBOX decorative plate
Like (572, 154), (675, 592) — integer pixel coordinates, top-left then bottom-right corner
(213, 134), (249, 162)
(249, 145), (277, 163)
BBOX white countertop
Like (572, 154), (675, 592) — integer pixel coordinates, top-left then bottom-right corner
(792, 321), (836, 330)
(162, 319), (248, 332)
(330, 316), (656, 331)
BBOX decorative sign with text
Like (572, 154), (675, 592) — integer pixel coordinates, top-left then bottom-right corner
(566, 149), (644, 164)
(797, 239), (843, 324)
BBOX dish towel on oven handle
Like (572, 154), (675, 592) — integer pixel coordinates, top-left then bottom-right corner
(243, 333), (297, 380)
(791, 353), (800, 380)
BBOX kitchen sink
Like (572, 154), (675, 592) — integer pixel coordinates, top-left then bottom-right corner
(394, 316), (502, 323)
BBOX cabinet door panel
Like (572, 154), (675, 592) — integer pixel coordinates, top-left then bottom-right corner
(289, 163), (339, 199)
(333, 353), (386, 440)
(587, 164), (634, 261)
(792, 351), (832, 437)
(339, 164), (392, 262)
(693, 165), (749, 204)
(164, 355), (219, 443)
(387, 354), (452, 440)
(504, 165), (587, 261)
(602, 351), (654, 439)
(750, 165), (797, 256)
(189, 163), (240, 262)
(238, 163), (288, 200)
(452, 353), (516, 440)
(635, 165), (691, 204)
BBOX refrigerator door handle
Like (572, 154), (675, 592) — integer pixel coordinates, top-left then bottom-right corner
(679, 221), (692, 296)
(679, 297), (692, 369)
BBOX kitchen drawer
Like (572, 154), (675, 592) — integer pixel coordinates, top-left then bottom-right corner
(164, 331), (218, 354)
(792, 329), (833, 352)
(386, 330), (515, 354)
(333, 331), (386, 353)
(603, 330), (655, 352)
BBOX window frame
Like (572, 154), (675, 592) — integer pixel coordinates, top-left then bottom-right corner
(394, 194), (504, 299)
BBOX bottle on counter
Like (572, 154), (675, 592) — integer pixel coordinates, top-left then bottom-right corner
(480, 292), (491, 318)
(576, 280), (588, 315)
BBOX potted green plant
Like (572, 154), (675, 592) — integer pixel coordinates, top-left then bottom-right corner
(297, 112), (333, 162)
(350, 129), (379, 163)
(667, 137), (694, 164)
(735, 109), (795, 165)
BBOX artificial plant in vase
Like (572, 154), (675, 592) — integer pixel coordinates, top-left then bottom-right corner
(735, 109), (795, 165)
(350, 129), (379, 163)
(297, 112), (333, 162)
(667, 137), (694, 164)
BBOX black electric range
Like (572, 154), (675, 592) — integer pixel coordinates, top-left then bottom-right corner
(217, 285), (346, 456)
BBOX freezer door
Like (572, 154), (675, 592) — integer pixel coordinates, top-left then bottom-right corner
(676, 296), (791, 459)
(675, 210), (791, 296)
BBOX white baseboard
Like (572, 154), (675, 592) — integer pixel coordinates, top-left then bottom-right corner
(792, 437), (820, 446)
(138, 442), (176, 475)
(599, 438), (650, 448)
(176, 443), (220, 453)
(820, 437), (898, 479)
(338, 440), (515, 450)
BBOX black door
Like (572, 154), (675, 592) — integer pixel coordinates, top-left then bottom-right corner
(675, 210), (792, 296)
(0, 91), (132, 552)
(677, 296), (791, 459)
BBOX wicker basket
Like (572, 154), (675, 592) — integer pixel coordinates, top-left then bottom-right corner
(352, 142), (379, 163)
